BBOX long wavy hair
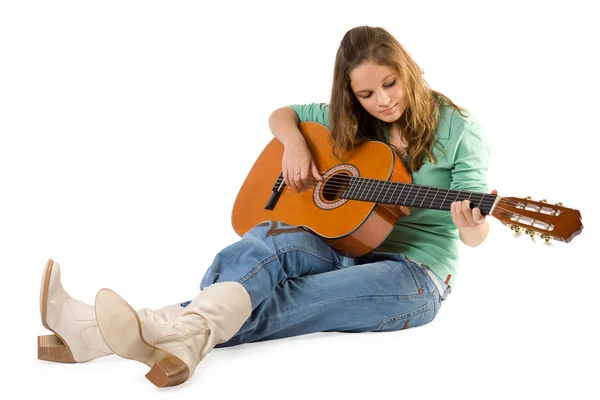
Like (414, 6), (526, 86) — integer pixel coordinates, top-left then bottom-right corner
(329, 26), (465, 171)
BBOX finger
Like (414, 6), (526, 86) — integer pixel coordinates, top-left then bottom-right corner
(283, 166), (290, 188)
(491, 189), (498, 195)
(288, 169), (299, 192)
(293, 168), (303, 191)
(311, 162), (323, 181)
(451, 201), (467, 227)
(461, 200), (476, 226)
(299, 168), (310, 190)
(472, 207), (484, 223)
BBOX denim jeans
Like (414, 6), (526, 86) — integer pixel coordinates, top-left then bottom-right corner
(195, 221), (450, 347)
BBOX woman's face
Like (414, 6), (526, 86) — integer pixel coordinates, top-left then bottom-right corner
(349, 62), (407, 123)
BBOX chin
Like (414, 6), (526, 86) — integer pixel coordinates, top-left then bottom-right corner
(378, 113), (400, 123)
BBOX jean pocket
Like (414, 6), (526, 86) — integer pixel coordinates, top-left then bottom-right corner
(405, 258), (449, 301)
(375, 302), (431, 331)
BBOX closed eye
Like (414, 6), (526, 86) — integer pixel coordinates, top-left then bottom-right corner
(355, 80), (396, 99)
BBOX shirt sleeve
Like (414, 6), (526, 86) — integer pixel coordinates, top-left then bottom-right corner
(449, 111), (489, 194)
(287, 103), (330, 128)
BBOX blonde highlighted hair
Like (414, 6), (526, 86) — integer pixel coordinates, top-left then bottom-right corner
(329, 26), (465, 171)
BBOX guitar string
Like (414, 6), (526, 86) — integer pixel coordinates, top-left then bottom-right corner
(276, 175), (503, 207)
(278, 179), (554, 221)
(278, 173), (529, 207)
(277, 174), (562, 214)
(283, 169), (555, 211)
(273, 181), (559, 235)
(287, 185), (502, 209)
(275, 176), (560, 234)
(281, 173), (503, 196)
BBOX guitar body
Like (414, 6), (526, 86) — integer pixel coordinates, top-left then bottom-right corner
(231, 122), (412, 257)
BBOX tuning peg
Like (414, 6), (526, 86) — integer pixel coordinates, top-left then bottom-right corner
(525, 229), (536, 243)
(556, 202), (563, 207)
(541, 234), (554, 246)
(526, 196), (532, 200)
(540, 199), (547, 203)
(510, 225), (522, 238)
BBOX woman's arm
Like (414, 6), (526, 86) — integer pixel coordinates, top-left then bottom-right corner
(268, 106), (322, 191)
(268, 107), (304, 147)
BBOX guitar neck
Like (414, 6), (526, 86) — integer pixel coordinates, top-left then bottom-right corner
(342, 177), (497, 214)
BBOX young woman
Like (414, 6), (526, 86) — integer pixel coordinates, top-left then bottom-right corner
(38, 25), (491, 387)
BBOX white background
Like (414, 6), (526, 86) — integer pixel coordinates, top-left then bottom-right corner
(1, 0), (598, 398)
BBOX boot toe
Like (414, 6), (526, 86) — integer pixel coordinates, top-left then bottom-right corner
(95, 289), (190, 386)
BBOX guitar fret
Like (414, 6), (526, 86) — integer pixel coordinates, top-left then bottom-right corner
(420, 187), (430, 208)
(375, 180), (385, 202)
(388, 182), (399, 204)
(343, 178), (351, 198)
(358, 179), (369, 200)
(480, 194), (492, 214)
(454, 190), (462, 206)
(364, 179), (375, 200)
(430, 188), (439, 208)
(382, 182), (396, 203)
(386, 181), (396, 203)
(440, 189), (449, 209)
(358, 178), (366, 200)
(367, 179), (375, 201)
(356, 178), (367, 200)
(382, 181), (393, 203)
(352, 178), (360, 199)
(396, 184), (406, 205)
(411, 186), (421, 206)
(345, 178), (355, 198)
(350, 178), (360, 199)
(355, 178), (364, 199)
(403, 185), (413, 205)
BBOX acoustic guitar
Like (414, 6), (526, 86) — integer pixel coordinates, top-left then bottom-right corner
(231, 122), (582, 257)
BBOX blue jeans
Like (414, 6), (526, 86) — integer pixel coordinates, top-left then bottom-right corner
(196, 221), (449, 347)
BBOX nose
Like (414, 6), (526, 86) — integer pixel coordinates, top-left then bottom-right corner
(376, 90), (391, 107)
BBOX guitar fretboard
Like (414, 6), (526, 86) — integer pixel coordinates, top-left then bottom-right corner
(342, 177), (496, 215)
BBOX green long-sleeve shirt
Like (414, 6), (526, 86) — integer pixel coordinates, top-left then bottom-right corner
(288, 102), (489, 286)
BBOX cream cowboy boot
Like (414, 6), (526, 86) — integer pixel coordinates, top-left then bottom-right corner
(95, 281), (252, 387)
(38, 259), (186, 363)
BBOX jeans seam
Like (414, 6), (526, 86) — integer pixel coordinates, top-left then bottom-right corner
(255, 293), (430, 322)
(376, 301), (431, 331)
(278, 245), (340, 266)
(238, 245), (342, 285)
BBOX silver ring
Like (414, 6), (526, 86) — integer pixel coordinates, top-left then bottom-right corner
(294, 172), (300, 175)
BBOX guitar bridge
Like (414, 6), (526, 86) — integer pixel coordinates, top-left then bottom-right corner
(265, 173), (285, 210)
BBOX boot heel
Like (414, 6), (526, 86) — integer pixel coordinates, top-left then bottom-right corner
(38, 334), (76, 363)
(145, 354), (190, 387)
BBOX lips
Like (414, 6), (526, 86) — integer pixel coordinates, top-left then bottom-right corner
(381, 103), (397, 114)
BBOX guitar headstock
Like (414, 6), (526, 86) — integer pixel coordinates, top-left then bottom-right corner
(490, 196), (582, 243)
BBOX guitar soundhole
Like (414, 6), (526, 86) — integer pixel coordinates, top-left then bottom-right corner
(322, 172), (352, 201)
(313, 164), (359, 210)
